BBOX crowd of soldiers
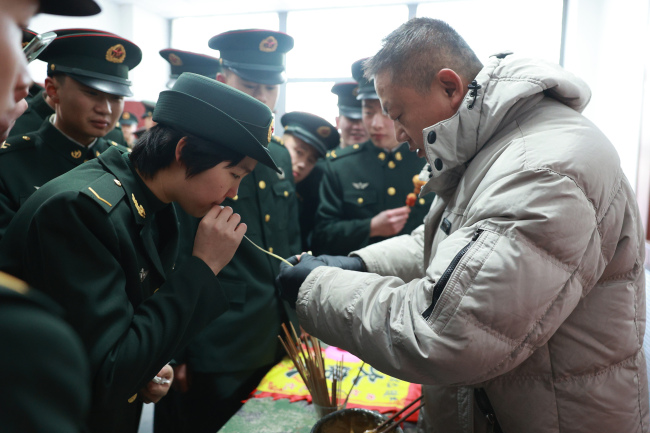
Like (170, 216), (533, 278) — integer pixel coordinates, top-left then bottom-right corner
(0, 1), (434, 432)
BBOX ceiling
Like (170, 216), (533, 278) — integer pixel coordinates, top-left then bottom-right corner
(109, 0), (427, 18)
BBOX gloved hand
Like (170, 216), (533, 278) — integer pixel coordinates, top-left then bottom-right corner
(276, 254), (367, 308)
(314, 255), (366, 272)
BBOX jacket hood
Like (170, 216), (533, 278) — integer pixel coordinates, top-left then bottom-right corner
(421, 54), (592, 200)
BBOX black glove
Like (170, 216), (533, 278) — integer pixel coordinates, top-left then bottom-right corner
(276, 254), (325, 308)
(314, 255), (366, 272)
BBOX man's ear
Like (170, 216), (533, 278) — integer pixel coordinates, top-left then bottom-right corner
(216, 72), (227, 84)
(174, 137), (187, 163)
(435, 69), (465, 112)
(44, 77), (60, 104)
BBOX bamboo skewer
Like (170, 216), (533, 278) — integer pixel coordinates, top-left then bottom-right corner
(364, 395), (425, 433)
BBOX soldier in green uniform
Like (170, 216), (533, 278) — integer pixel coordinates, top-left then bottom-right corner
(312, 59), (434, 256)
(160, 47), (222, 88)
(1, 2), (100, 431)
(331, 81), (368, 148)
(11, 28), (130, 147)
(119, 111), (139, 148)
(154, 29), (301, 433)
(281, 111), (339, 251)
(141, 99), (156, 130)
(0, 32), (141, 240)
(0, 72), (279, 433)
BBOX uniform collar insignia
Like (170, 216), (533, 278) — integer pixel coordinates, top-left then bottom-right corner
(352, 182), (369, 190)
(132, 193), (146, 218)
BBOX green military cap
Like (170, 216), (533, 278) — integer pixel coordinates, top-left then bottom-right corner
(281, 112), (340, 157)
(119, 111), (138, 126)
(351, 58), (377, 100)
(38, 0), (101, 16)
(39, 33), (142, 97)
(141, 100), (156, 118)
(208, 29), (294, 85)
(331, 82), (362, 119)
(154, 72), (279, 173)
(160, 48), (222, 89)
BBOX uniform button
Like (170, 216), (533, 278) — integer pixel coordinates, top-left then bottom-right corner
(268, 247), (274, 254)
(388, 161), (396, 169)
(114, 179), (122, 187)
(434, 158), (443, 171)
(395, 152), (402, 161)
(265, 214), (270, 222)
(378, 152), (386, 161)
(233, 195), (238, 201)
(353, 144), (360, 149)
(259, 180), (266, 189)
(427, 130), (437, 144)
(284, 190), (289, 197)
(387, 187), (396, 196)
(419, 198), (426, 205)
(357, 197), (364, 204)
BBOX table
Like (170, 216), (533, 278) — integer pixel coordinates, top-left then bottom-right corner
(217, 397), (417, 433)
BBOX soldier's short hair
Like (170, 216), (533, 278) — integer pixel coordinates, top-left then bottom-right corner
(130, 124), (245, 179)
(364, 18), (483, 93)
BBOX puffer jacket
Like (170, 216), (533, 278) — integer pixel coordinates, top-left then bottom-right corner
(296, 55), (649, 432)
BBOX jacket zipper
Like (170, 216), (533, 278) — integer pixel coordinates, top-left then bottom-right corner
(422, 229), (483, 320)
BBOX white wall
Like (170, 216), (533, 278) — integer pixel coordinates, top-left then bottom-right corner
(26, 0), (169, 102)
(564, 0), (648, 187)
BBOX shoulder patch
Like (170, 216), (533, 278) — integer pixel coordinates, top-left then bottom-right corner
(327, 143), (363, 161)
(0, 134), (37, 154)
(271, 135), (284, 146)
(79, 173), (126, 213)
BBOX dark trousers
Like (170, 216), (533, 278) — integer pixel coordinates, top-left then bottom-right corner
(153, 364), (273, 433)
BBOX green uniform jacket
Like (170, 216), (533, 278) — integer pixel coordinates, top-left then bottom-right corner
(296, 161), (325, 251)
(0, 274), (90, 433)
(183, 137), (301, 373)
(312, 140), (434, 256)
(0, 147), (228, 433)
(10, 89), (129, 146)
(0, 120), (129, 240)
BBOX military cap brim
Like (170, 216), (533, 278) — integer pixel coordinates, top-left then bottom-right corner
(38, 0), (101, 16)
(331, 81), (362, 119)
(141, 100), (156, 118)
(208, 29), (294, 85)
(281, 111), (340, 157)
(119, 112), (138, 126)
(154, 73), (279, 173)
(351, 58), (378, 100)
(68, 73), (133, 97)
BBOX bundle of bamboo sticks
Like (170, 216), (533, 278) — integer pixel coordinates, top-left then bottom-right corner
(278, 323), (344, 408)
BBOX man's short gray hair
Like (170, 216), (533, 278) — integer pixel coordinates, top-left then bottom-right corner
(364, 18), (483, 93)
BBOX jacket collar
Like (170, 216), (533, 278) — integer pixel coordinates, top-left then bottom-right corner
(39, 120), (111, 163)
(420, 54), (592, 200)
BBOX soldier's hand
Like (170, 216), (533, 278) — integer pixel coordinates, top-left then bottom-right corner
(369, 206), (411, 238)
(172, 363), (191, 393)
(193, 205), (247, 275)
(276, 254), (326, 308)
(141, 364), (174, 404)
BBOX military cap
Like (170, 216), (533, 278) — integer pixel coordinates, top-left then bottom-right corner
(141, 100), (156, 118)
(22, 29), (37, 48)
(119, 112), (138, 126)
(208, 29), (294, 85)
(38, 0), (101, 16)
(160, 48), (222, 88)
(154, 72), (279, 172)
(331, 82), (362, 119)
(281, 112), (340, 157)
(39, 33), (142, 97)
(351, 58), (377, 100)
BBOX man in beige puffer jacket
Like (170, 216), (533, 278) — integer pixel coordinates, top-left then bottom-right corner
(277, 18), (649, 432)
